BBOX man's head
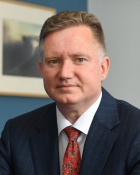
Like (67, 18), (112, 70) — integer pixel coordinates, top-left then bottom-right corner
(38, 11), (110, 115)
(39, 11), (106, 62)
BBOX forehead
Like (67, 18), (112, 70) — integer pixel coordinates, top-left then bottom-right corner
(42, 26), (100, 60)
(44, 25), (98, 49)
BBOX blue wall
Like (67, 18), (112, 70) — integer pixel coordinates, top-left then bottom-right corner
(22, 0), (87, 13)
(0, 0), (87, 134)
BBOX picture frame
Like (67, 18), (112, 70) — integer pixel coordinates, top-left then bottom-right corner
(0, 0), (56, 98)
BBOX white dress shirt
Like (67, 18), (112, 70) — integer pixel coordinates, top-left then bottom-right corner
(56, 92), (102, 174)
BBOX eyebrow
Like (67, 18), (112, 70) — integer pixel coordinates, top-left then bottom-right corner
(44, 56), (61, 60)
(69, 53), (89, 58)
(44, 52), (89, 60)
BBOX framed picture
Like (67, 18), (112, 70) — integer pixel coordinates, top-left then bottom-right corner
(0, 0), (56, 97)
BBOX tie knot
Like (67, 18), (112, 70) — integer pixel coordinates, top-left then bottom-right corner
(64, 126), (80, 141)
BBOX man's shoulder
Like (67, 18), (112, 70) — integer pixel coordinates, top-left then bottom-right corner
(102, 87), (140, 113)
(3, 102), (56, 132)
(102, 87), (140, 120)
(116, 99), (140, 116)
(13, 102), (56, 120)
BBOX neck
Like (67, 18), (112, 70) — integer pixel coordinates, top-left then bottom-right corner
(56, 101), (93, 124)
(56, 92), (102, 124)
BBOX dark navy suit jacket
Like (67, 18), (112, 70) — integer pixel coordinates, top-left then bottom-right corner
(0, 88), (140, 175)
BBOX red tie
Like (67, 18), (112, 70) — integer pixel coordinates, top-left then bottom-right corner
(62, 126), (81, 175)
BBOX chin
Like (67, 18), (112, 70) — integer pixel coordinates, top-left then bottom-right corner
(55, 96), (78, 105)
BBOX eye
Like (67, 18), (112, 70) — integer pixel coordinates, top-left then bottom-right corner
(49, 60), (58, 64)
(74, 57), (87, 64)
(47, 58), (61, 65)
(44, 57), (61, 66)
(77, 58), (84, 62)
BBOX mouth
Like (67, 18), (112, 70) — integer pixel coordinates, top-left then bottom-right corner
(56, 84), (76, 89)
(56, 83), (80, 91)
(55, 84), (79, 94)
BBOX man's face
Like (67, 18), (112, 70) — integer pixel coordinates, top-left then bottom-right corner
(39, 26), (110, 110)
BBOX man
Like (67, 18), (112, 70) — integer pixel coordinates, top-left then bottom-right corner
(0, 11), (140, 175)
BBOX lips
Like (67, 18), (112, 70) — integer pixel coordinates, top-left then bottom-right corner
(56, 84), (75, 88)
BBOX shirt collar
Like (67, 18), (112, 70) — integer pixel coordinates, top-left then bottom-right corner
(56, 92), (102, 135)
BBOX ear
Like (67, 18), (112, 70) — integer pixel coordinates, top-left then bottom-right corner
(38, 60), (44, 77)
(100, 56), (110, 81)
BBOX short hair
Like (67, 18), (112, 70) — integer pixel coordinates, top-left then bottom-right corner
(39, 11), (106, 60)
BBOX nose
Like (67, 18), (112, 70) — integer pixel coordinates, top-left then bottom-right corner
(58, 60), (74, 80)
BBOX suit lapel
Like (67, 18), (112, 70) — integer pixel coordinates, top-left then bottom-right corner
(80, 88), (120, 175)
(29, 104), (60, 175)
(28, 88), (120, 175)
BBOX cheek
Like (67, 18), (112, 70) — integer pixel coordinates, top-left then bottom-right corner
(43, 70), (59, 89)
(85, 71), (101, 90)
(85, 66), (101, 80)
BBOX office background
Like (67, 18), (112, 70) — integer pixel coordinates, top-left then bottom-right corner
(0, 0), (140, 134)
(0, 0), (87, 134)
